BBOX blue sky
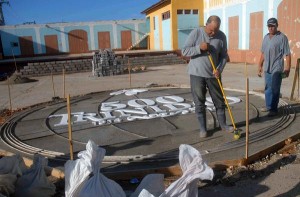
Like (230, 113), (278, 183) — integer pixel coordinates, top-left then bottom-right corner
(2, 0), (159, 25)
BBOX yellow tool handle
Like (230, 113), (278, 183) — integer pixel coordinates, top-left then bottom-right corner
(208, 54), (237, 130)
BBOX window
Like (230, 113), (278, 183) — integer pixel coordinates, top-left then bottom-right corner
(10, 42), (19, 47)
(162, 11), (170, 20)
(178, 9), (197, 15)
(177, 9), (183, 15)
(184, 10), (191, 14)
(153, 16), (156, 30)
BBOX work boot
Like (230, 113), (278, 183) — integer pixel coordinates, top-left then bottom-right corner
(267, 111), (278, 117)
(196, 112), (207, 138)
(216, 108), (234, 133)
(199, 131), (207, 138)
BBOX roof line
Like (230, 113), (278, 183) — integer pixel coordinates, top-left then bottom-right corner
(141, 0), (170, 14)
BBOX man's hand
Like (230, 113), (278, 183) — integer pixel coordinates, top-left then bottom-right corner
(258, 66), (263, 77)
(213, 69), (220, 78)
(258, 53), (264, 77)
(200, 42), (209, 51)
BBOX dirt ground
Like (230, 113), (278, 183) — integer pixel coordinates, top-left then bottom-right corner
(1, 63), (300, 196)
(197, 141), (300, 197)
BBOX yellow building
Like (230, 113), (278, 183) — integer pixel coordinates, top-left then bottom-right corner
(142, 0), (204, 50)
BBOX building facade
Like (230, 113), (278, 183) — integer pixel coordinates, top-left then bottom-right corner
(204, 0), (300, 64)
(1, 0), (299, 65)
(142, 0), (204, 51)
(0, 19), (148, 58)
(142, 0), (299, 64)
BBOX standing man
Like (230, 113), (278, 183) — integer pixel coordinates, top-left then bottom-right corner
(181, 15), (233, 138)
(258, 17), (291, 117)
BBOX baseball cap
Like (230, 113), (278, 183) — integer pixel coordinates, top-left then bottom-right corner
(267, 18), (278, 26)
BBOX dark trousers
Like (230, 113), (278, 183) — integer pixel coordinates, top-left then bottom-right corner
(190, 75), (226, 131)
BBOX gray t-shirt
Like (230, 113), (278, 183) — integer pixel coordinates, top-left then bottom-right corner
(181, 27), (228, 78)
(261, 31), (291, 73)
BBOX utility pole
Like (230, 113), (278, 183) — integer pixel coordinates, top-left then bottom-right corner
(0, 0), (9, 26)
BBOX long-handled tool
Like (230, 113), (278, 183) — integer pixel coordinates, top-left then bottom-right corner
(208, 53), (241, 140)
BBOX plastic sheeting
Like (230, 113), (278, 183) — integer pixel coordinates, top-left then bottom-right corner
(0, 154), (26, 196)
(0, 174), (17, 196)
(0, 154), (26, 176)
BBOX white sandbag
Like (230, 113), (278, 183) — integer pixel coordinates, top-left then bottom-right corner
(65, 140), (96, 197)
(0, 174), (17, 196)
(130, 174), (165, 197)
(65, 140), (126, 197)
(135, 144), (213, 197)
(78, 170), (126, 197)
(14, 154), (56, 197)
(0, 154), (26, 176)
(137, 189), (156, 197)
(78, 140), (125, 197)
(159, 144), (214, 197)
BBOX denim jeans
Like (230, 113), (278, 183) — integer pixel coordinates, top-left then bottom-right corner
(190, 75), (226, 114)
(264, 71), (282, 112)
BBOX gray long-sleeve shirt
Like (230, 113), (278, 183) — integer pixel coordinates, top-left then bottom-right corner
(181, 27), (228, 78)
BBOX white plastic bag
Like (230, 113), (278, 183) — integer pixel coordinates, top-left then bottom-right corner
(130, 174), (165, 197)
(14, 154), (56, 197)
(136, 144), (214, 197)
(64, 148), (93, 197)
(160, 144), (214, 196)
(78, 170), (126, 197)
(65, 140), (126, 197)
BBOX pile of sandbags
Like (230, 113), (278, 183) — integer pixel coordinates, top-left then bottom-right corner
(0, 140), (214, 197)
(0, 154), (55, 197)
(65, 140), (214, 197)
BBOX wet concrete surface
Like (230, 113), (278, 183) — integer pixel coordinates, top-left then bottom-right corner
(0, 63), (299, 174)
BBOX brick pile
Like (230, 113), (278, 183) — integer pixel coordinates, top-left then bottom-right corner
(20, 59), (92, 77)
(19, 54), (187, 77)
(127, 54), (187, 67)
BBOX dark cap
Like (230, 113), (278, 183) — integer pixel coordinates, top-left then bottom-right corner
(267, 18), (278, 26)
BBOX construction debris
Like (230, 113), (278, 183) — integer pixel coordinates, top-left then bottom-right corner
(5, 72), (37, 84)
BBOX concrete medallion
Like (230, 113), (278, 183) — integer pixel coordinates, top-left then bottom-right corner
(0, 87), (298, 170)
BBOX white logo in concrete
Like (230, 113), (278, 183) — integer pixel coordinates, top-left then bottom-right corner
(48, 95), (241, 127)
(110, 89), (148, 96)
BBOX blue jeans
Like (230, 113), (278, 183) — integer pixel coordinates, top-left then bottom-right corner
(190, 75), (226, 131)
(264, 72), (282, 112)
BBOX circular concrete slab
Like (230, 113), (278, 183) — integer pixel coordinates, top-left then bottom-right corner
(0, 87), (298, 170)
